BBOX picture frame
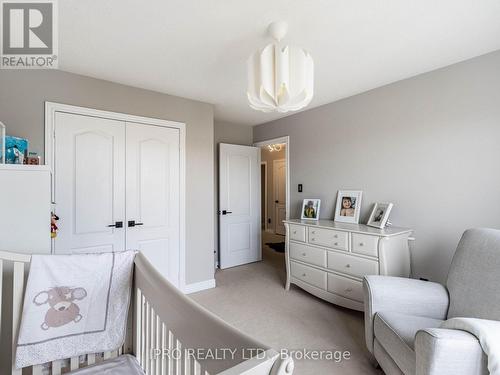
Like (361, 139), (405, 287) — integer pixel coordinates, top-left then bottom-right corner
(367, 202), (394, 228)
(300, 199), (321, 220)
(334, 190), (363, 224)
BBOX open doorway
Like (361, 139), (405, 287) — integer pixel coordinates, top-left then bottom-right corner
(254, 137), (289, 269)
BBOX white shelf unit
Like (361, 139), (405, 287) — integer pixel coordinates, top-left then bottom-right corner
(0, 164), (52, 254)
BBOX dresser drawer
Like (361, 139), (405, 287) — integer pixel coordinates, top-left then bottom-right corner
(327, 273), (364, 302)
(308, 227), (348, 251)
(290, 242), (327, 268)
(291, 261), (326, 290)
(351, 233), (379, 257)
(327, 251), (379, 279)
(289, 224), (306, 242)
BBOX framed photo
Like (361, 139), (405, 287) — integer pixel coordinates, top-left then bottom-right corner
(301, 199), (321, 220)
(334, 190), (363, 224)
(367, 202), (393, 228)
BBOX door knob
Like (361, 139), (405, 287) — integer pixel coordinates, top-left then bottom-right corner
(107, 221), (123, 228)
(128, 220), (144, 227)
(275, 200), (279, 203)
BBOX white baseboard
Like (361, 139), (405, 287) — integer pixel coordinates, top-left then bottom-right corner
(183, 279), (216, 294)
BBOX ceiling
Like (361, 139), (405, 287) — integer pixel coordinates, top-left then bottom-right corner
(59, 0), (500, 126)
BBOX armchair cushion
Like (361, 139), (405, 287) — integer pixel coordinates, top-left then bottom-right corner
(374, 312), (443, 375)
(363, 275), (449, 353)
(415, 328), (487, 375)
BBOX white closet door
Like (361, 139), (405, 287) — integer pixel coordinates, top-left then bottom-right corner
(54, 112), (126, 253)
(125, 122), (180, 286)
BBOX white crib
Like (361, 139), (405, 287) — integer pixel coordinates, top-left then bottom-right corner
(0, 250), (294, 375)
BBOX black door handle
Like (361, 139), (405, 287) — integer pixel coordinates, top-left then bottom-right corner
(275, 200), (279, 203)
(107, 221), (123, 228)
(220, 210), (233, 215)
(128, 220), (144, 227)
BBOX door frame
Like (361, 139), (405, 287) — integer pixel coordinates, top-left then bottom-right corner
(273, 158), (286, 234)
(254, 136), (290, 226)
(261, 161), (268, 232)
(44, 101), (187, 290)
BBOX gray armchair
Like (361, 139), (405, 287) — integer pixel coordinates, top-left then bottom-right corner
(363, 228), (500, 375)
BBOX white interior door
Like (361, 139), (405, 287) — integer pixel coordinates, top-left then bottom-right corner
(125, 122), (180, 286)
(273, 159), (286, 235)
(219, 144), (261, 269)
(54, 112), (126, 253)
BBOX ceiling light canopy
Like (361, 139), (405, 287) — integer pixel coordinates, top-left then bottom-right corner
(247, 21), (314, 113)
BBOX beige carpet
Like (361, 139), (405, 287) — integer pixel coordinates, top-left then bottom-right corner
(190, 233), (381, 375)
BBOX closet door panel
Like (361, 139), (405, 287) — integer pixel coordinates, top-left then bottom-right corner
(54, 112), (126, 254)
(126, 122), (180, 286)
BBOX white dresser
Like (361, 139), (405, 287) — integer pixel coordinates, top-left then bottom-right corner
(284, 219), (413, 311)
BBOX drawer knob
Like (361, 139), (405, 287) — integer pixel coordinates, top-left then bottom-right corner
(311, 238), (315, 241)
(311, 230), (316, 234)
(302, 252), (307, 256)
(334, 242), (338, 246)
(359, 242), (364, 246)
(293, 230), (297, 234)
(345, 288), (353, 293)
(334, 234), (338, 238)
(345, 264), (351, 268)
(302, 273), (307, 277)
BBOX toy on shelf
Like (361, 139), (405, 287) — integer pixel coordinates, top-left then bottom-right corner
(26, 152), (41, 165)
(51, 212), (59, 238)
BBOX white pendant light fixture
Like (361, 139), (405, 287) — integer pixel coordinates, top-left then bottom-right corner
(247, 21), (314, 113)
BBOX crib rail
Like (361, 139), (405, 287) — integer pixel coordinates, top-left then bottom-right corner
(0, 251), (31, 375)
(0, 251), (293, 375)
(133, 253), (293, 375)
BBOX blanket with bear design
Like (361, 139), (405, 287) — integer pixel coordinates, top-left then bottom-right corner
(16, 251), (136, 368)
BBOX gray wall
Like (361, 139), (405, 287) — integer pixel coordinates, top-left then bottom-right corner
(254, 50), (500, 283)
(213, 121), (253, 263)
(0, 70), (214, 285)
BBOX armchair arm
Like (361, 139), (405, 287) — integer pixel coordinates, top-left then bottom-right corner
(415, 328), (487, 375)
(363, 275), (449, 353)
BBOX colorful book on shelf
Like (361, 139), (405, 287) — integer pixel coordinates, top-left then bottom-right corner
(5, 136), (28, 164)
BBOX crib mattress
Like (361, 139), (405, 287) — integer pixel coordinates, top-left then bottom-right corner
(68, 354), (144, 375)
